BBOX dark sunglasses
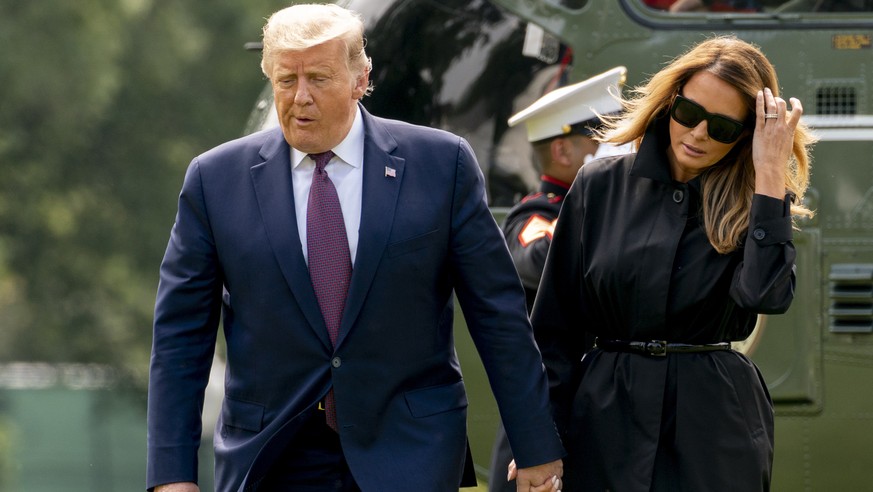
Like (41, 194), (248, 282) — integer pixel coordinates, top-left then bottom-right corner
(670, 95), (746, 144)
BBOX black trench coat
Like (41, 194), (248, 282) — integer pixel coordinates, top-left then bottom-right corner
(531, 120), (794, 491)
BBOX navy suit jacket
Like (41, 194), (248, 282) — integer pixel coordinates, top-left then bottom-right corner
(147, 106), (564, 492)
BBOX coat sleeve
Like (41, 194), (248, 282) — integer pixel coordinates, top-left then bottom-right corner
(730, 193), (796, 314)
(147, 158), (222, 489)
(529, 175), (591, 436)
(447, 138), (565, 468)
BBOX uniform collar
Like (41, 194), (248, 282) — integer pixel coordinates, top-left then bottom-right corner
(540, 174), (571, 196)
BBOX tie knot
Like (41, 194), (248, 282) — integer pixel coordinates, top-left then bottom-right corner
(309, 151), (335, 172)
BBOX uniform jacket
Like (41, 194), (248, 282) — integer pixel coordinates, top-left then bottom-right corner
(147, 105), (564, 492)
(531, 118), (793, 491)
(501, 176), (569, 311)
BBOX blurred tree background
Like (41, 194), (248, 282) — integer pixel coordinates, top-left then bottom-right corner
(0, 0), (287, 378)
(0, 1), (289, 488)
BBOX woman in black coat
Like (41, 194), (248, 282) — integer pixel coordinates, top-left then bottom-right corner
(529, 36), (815, 491)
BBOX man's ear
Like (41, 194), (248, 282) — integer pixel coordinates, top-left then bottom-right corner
(550, 138), (571, 168)
(352, 68), (370, 100)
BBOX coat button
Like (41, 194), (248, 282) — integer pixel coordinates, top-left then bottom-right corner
(753, 228), (766, 240)
(331, 357), (342, 368)
(672, 189), (684, 203)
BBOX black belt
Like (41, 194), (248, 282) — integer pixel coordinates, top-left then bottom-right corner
(595, 338), (732, 357)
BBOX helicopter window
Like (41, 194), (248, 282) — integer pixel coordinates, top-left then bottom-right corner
(639, 0), (873, 12)
(641, 0), (769, 11)
(541, 0), (590, 9)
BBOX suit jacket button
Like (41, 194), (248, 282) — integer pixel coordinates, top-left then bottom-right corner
(331, 357), (342, 368)
(753, 228), (766, 240)
(672, 189), (684, 203)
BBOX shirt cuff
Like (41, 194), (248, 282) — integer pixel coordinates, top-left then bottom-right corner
(748, 193), (793, 246)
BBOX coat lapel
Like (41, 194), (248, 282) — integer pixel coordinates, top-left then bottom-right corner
(249, 128), (332, 349)
(336, 109), (404, 348)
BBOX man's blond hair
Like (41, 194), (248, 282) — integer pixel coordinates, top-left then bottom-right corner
(260, 3), (373, 95)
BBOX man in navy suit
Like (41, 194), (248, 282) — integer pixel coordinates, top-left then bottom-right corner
(147, 4), (564, 492)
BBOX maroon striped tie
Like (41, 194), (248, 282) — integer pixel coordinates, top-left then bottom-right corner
(306, 150), (351, 431)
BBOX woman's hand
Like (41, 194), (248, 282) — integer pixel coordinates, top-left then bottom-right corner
(752, 87), (802, 199)
(508, 459), (563, 492)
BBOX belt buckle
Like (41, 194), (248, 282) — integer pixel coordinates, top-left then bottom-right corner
(646, 340), (667, 356)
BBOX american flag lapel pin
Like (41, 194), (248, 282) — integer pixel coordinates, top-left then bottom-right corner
(385, 166), (396, 178)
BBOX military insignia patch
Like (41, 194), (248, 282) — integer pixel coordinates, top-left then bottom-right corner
(518, 214), (557, 247)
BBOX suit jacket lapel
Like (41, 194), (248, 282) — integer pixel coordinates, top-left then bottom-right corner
(249, 128), (332, 349)
(336, 108), (404, 347)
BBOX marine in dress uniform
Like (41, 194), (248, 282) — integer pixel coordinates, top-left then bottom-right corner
(488, 67), (628, 492)
(502, 177), (569, 310)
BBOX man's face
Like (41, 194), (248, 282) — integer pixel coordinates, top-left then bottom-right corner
(270, 38), (369, 153)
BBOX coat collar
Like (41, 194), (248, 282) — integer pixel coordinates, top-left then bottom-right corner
(630, 116), (705, 200)
(629, 116), (675, 185)
(250, 127), (330, 347)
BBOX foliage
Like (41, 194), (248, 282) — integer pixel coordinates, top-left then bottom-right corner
(0, 0), (288, 386)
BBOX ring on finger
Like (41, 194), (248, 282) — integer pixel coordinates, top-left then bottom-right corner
(764, 113), (778, 119)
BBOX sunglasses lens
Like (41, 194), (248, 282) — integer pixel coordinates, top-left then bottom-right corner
(671, 96), (744, 144)
(708, 117), (743, 143)
(672, 98), (704, 128)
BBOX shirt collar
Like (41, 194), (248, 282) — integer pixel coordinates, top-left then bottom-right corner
(291, 106), (365, 169)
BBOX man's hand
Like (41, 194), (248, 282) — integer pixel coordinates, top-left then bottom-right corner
(154, 482), (199, 492)
(509, 458), (563, 492)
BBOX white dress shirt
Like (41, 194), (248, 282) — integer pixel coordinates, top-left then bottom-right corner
(291, 106), (364, 265)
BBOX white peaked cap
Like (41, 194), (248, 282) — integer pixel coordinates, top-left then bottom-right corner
(508, 66), (627, 142)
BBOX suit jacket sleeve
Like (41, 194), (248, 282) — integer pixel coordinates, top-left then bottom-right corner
(448, 138), (565, 467)
(147, 157), (222, 489)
